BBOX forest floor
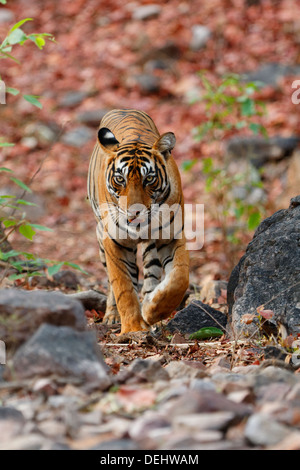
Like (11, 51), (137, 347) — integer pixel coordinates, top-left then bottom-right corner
(0, 0), (300, 451)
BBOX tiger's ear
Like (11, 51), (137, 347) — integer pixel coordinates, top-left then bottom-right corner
(154, 132), (176, 159)
(98, 127), (120, 150)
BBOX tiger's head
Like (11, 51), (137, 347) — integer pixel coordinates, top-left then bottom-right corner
(98, 127), (176, 232)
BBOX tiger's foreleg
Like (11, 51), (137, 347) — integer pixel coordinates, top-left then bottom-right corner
(141, 241), (162, 299)
(102, 237), (149, 334)
(141, 238), (189, 325)
(96, 223), (120, 324)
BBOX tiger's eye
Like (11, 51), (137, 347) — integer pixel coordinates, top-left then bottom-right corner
(145, 175), (156, 184)
(114, 175), (125, 185)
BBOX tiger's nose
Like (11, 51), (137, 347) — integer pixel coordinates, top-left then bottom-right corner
(128, 209), (140, 218)
(127, 205), (145, 223)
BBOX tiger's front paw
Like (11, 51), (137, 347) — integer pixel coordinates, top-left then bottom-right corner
(142, 295), (158, 325)
(103, 309), (121, 325)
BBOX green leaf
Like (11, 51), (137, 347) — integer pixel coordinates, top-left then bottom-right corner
(29, 35), (46, 49)
(8, 273), (26, 281)
(6, 28), (27, 46)
(10, 176), (32, 193)
(16, 199), (37, 206)
(8, 18), (33, 34)
(18, 224), (36, 240)
(202, 157), (213, 174)
(0, 166), (13, 172)
(29, 223), (53, 231)
(248, 211), (261, 230)
(63, 261), (89, 275)
(0, 142), (15, 147)
(47, 262), (64, 276)
(181, 159), (197, 172)
(2, 219), (17, 228)
(6, 87), (20, 96)
(189, 327), (224, 340)
(0, 0), (7, 4)
(241, 97), (255, 116)
(23, 94), (42, 109)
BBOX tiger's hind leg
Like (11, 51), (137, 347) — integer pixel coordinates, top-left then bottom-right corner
(141, 241), (162, 299)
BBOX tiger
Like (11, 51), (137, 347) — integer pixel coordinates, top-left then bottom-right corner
(87, 109), (189, 334)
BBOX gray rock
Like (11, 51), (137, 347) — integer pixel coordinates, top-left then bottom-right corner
(11, 324), (111, 389)
(165, 361), (207, 379)
(129, 410), (170, 442)
(52, 270), (79, 290)
(244, 413), (291, 446)
(190, 25), (211, 50)
(225, 135), (300, 168)
(0, 288), (86, 348)
(76, 109), (109, 127)
(0, 407), (25, 441)
(90, 438), (140, 450)
(133, 73), (161, 94)
(0, 433), (50, 450)
(0, 8), (14, 24)
(164, 389), (251, 418)
(243, 63), (300, 87)
(59, 91), (89, 108)
(127, 358), (169, 382)
(228, 196), (300, 339)
(132, 5), (161, 21)
(173, 412), (235, 432)
(62, 126), (93, 147)
(166, 300), (227, 334)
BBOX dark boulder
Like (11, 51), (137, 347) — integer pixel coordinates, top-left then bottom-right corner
(228, 196), (300, 339)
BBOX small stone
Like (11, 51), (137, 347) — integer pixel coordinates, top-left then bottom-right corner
(133, 74), (160, 94)
(0, 433), (50, 450)
(77, 109), (109, 127)
(127, 358), (169, 382)
(0, 8), (14, 24)
(270, 431), (300, 450)
(129, 410), (170, 442)
(59, 90), (89, 108)
(244, 413), (291, 446)
(190, 25), (211, 50)
(11, 324), (111, 389)
(52, 270), (79, 290)
(0, 288), (86, 348)
(20, 136), (38, 149)
(166, 300), (227, 334)
(165, 360), (207, 379)
(0, 407), (25, 441)
(132, 5), (161, 21)
(62, 126), (94, 147)
(173, 411), (235, 431)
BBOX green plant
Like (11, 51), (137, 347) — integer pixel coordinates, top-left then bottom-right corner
(186, 72), (268, 268)
(0, 13), (86, 282)
(192, 72), (267, 143)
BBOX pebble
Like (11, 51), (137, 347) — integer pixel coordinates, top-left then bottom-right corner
(244, 413), (291, 446)
(190, 25), (211, 50)
(2, 335), (300, 450)
(62, 126), (94, 147)
(0, 8), (14, 24)
(132, 5), (161, 21)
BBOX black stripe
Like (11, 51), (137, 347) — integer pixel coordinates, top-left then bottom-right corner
(145, 258), (162, 269)
(144, 273), (159, 280)
(142, 242), (156, 260)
